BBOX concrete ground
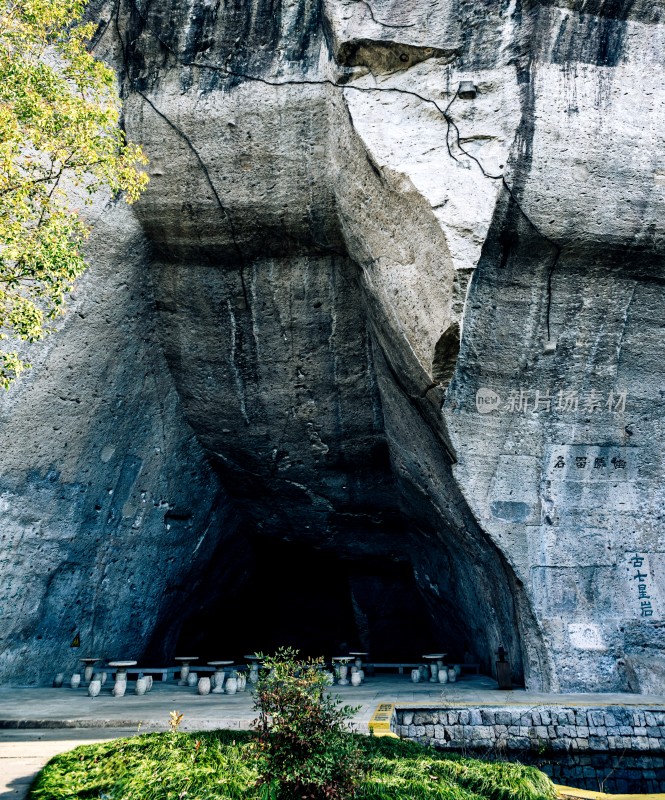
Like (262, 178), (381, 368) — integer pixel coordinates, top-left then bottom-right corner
(0, 674), (502, 733)
(2, 675), (664, 799)
(0, 729), (140, 799)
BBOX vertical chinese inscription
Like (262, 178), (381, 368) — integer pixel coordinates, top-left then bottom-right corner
(629, 553), (655, 618)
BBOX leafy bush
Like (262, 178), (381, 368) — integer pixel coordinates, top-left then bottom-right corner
(252, 647), (364, 800)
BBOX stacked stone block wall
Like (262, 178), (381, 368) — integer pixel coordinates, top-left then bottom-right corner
(539, 753), (665, 794)
(394, 707), (665, 753)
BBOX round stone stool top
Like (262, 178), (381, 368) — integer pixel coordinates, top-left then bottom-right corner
(332, 656), (353, 663)
(80, 658), (100, 665)
(208, 661), (234, 667)
(244, 655), (261, 662)
(422, 654), (446, 660)
(174, 657), (198, 662)
(349, 652), (368, 657)
(108, 660), (137, 668)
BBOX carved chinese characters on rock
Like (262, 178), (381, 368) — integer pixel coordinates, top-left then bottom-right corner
(628, 553), (657, 619)
(546, 446), (634, 482)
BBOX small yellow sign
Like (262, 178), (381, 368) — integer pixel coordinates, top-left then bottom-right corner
(368, 703), (398, 738)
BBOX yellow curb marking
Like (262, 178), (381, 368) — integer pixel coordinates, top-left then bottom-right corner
(393, 702), (665, 710)
(556, 785), (665, 800)
(369, 703), (398, 738)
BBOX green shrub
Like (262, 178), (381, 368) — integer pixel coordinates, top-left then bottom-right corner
(251, 647), (364, 800)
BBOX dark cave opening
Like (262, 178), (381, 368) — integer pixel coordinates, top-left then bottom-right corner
(174, 536), (443, 664)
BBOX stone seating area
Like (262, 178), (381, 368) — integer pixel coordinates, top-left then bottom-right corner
(55, 659), (251, 698)
(105, 667), (176, 682)
(365, 663), (423, 675)
(55, 654), (479, 698)
(104, 665), (222, 680)
(365, 661), (480, 679)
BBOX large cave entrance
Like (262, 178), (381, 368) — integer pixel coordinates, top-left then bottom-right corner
(140, 249), (544, 688)
(156, 499), (538, 684)
(174, 536), (441, 663)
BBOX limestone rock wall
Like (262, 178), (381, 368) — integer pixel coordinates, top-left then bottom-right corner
(0, 203), (239, 684)
(1, 0), (664, 690)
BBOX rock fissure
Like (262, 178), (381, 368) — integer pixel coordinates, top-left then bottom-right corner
(111, 0), (566, 348)
(132, 90), (251, 309)
(352, 0), (416, 30)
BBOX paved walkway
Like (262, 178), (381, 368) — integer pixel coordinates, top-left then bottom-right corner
(1, 676), (664, 800)
(1, 675), (663, 732)
(0, 674), (500, 733)
(0, 729), (141, 799)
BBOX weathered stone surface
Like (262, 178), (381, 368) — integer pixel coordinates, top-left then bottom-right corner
(0, 204), (239, 681)
(0, 0), (664, 690)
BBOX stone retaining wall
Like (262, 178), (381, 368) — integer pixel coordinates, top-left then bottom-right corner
(394, 707), (665, 753)
(539, 752), (665, 794)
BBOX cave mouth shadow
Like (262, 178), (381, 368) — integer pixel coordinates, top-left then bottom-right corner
(173, 535), (472, 665)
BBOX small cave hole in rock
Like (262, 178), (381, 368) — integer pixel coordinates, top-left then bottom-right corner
(432, 322), (461, 387)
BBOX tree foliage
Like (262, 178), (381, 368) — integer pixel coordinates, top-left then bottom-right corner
(0, 0), (147, 387)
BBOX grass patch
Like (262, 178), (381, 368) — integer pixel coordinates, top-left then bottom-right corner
(28, 730), (557, 800)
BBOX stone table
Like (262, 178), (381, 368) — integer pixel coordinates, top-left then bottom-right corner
(244, 655), (261, 684)
(423, 654), (447, 683)
(349, 652), (368, 682)
(107, 661), (137, 697)
(174, 657), (198, 686)
(332, 656), (353, 686)
(208, 661), (233, 693)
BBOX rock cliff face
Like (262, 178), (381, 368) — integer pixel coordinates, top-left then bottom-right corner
(1, 0), (664, 692)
